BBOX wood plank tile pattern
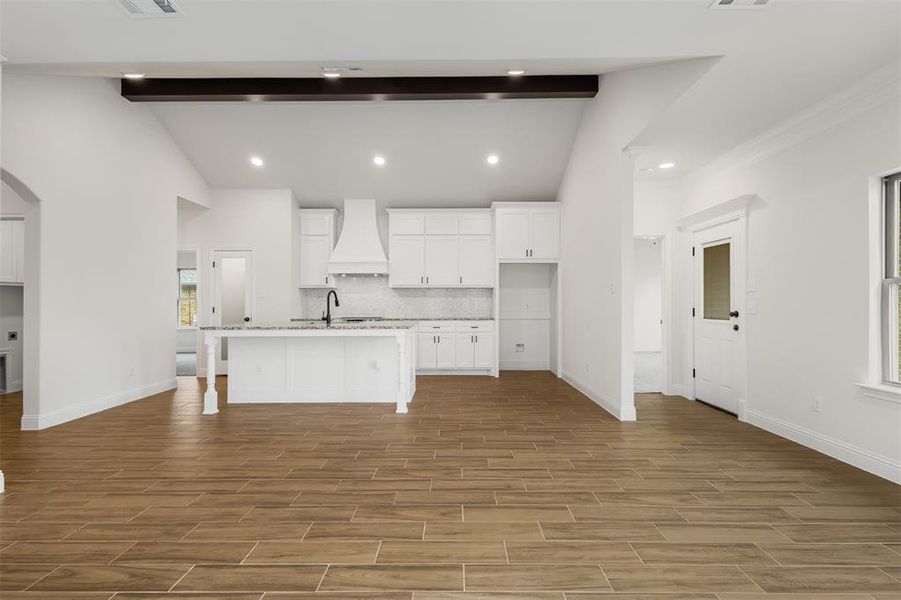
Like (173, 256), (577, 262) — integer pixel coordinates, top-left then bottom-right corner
(1, 373), (899, 596)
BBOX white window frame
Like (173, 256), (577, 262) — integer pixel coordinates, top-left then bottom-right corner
(880, 172), (901, 386)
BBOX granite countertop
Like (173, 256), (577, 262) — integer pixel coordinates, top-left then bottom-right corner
(201, 321), (417, 331)
(289, 317), (494, 323)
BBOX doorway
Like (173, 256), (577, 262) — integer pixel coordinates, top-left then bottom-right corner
(692, 219), (745, 415)
(210, 249), (254, 372)
(176, 249), (199, 376)
(634, 236), (663, 392)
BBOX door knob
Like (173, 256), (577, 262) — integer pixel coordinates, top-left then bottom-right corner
(729, 310), (739, 318)
(733, 324), (739, 331)
(244, 317), (250, 322)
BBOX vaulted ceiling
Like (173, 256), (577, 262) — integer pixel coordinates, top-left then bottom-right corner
(2, 0), (898, 200)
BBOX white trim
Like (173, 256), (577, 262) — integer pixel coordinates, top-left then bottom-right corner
(499, 360), (551, 371)
(856, 383), (901, 406)
(20, 378), (176, 430)
(745, 408), (901, 485)
(417, 369), (493, 376)
(686, 60), (901, 185)
(677, 195), (758, 231)
(0, 470), (5, 493)
(561, 370), (637, 422)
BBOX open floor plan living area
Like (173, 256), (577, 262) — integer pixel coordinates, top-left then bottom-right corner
(0, 0), (900, 597)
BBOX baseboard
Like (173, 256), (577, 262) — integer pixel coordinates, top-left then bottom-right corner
(560, 370), (636, 422)
(744, 408), (901, 484)
(2, 379), (23, 394)
(20, 378), (177, 431)
(417, 369), (493, 376)
(500, 360), (550, 370)
(669, 383), (692, 400)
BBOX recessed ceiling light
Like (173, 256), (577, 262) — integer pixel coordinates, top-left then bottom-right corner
(486, 154), (500, 165)
(250, 156), (264, 167)
(373, 155), (386, 166)
(658, 162), (675, 169)
(322, 71), (342, 79)
(506, 69), (526, 76)
(122, 73), (145, 79)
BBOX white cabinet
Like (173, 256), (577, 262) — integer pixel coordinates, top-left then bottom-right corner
(417, 321), (495, 373)
(298, 209), (338, 288)
(387, 209), (493, 288)
(459, 236), (495, 286)
(0, 219), (25, 284)
(493, 203), (561, 261)
(417, 331), (455, 369)
(389, 236), (426, 286)
(424, 236), (459, 286)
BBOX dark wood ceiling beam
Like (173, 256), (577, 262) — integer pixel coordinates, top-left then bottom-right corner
(121, 75), (598, 102)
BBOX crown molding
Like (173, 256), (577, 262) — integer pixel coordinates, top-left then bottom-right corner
(686, 60), (900, 186)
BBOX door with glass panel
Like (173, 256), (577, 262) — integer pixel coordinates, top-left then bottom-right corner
(211, 250), (254, 371)
(693, 221), (742, 414)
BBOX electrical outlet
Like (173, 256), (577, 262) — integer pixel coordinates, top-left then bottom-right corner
(515, 343), (525, 353)
(812, 396), (823, 413)
(7, 331), (18, 341)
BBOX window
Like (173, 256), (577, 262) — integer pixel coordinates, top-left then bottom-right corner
(178, 268), (197, 328)
(882, 172), (901, 384)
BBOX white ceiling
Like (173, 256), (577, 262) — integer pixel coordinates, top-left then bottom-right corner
(151, 99), (587, 208)
(2, 0), (898, 192)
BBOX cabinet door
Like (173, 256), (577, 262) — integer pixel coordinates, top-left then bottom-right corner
(300, 213), (333, 236)
(473, 333), (495, 369)
(435, 334), (457, 368)
(495, 210), (530, 259)
(0, 221), (17, 283)
(424, 235), (460, 287)
(389, 236), (426, 286)
(417, 333), (437, 369)
(299, 235), (333, 287)
(454, 334), (475, 368)
(529, 210), (560, 259)
(459, 235), (494, 287)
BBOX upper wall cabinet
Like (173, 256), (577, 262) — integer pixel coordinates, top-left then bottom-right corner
(0, 218), (25, 285)
(298, 209), (338, 288)
(493, 202), (561, 261)
(387, 209), (494, 288)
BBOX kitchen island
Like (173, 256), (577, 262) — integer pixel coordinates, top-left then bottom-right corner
(200, 322), (417, 415)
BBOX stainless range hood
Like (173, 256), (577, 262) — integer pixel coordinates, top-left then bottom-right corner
(327, 199), (388, 275)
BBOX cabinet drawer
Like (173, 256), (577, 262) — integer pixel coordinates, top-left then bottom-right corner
(425, 214), (459, 235)
(419, 321), (457, 332)
(458, 321), (494, 332)
(391, 214), (425, 235)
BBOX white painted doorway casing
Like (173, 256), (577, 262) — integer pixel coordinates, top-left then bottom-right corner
(210, 249), (254, 372)
(690, 214), (748, 417)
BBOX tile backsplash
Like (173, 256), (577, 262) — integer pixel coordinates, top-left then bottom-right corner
(299, 276), (493, 319)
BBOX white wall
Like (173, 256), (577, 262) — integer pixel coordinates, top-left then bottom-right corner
(676, 71), (901, 481)
(2, 74), (210, 429)
(178, 189), (298, 371)
(499, 263), (553, 370)
(557, 59), (714, 421)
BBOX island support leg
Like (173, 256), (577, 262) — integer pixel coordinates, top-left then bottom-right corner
(396, 332), (408, 414)
(203, 335), (219, 415)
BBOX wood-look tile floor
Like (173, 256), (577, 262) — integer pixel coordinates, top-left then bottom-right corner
(1, 371), (900, 598)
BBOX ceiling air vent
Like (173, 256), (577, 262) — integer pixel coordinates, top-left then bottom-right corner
(709, 0), (770, 8)
(115, 0), (184, 18)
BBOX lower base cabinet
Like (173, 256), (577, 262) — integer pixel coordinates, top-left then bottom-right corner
(417, 321), (494, 373)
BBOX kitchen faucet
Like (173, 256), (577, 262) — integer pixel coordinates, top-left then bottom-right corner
(324, 290), (340, 326)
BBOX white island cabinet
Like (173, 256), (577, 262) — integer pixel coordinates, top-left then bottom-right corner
(200, 323), (417, 415)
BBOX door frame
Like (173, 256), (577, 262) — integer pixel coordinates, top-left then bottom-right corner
(685, 209), (749, 420)
(632, 233), (673, 396)
(177, 247), (202, 370)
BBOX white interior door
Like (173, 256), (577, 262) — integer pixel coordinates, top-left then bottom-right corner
(693, 221), (742, 414)
(212, 250), (253, 371)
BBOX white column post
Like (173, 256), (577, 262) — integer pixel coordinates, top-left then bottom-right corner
(0, 470), (5, 493)
(203, 332), (219, 415)
(396, 331), (408, 414)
